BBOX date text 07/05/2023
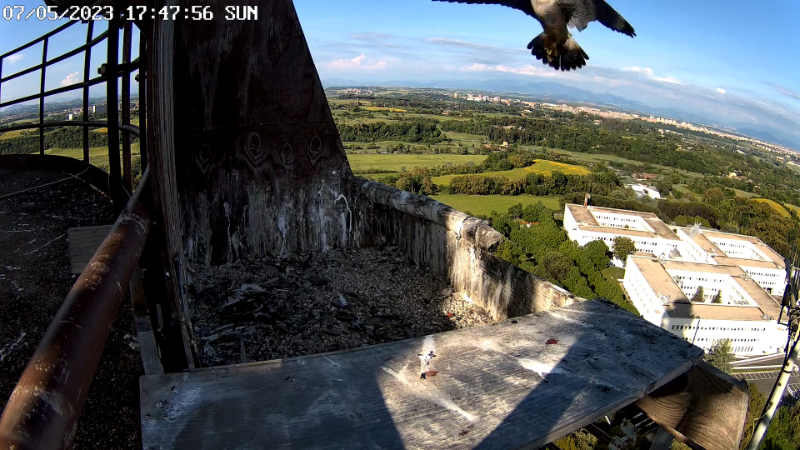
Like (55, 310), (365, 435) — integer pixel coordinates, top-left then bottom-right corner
(0, 5), (258, 22)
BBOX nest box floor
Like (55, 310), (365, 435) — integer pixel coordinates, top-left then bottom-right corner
(187, 246), (494, 367)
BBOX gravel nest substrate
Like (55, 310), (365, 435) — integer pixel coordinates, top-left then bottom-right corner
(0, 167), (142, 449)
(188, 246), (495, 367)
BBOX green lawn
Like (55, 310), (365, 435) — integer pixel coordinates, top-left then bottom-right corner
(431, 159), (590, 185)
(429, 194), (561, 216)
(443, 131), (486, 144)
(0, 129), (32, 140)
(602, 267), (626, 281)
(348, 153), (485, 174)
(734, 189), (757, 198)
(45, 143), (140, 168)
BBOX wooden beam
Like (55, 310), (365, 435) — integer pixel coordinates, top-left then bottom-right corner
(170, 0), (352, 266)
(636, 361), (749, 450)
(145, 0), (198, 369)
(140, 300), (705, 449)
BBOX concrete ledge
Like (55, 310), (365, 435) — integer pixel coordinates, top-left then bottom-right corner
(353, 177), (574, 320)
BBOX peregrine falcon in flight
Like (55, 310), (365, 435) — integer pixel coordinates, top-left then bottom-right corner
(432, 0), (636, 71)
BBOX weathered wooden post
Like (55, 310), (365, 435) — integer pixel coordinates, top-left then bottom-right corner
(147, 0), (354, 365)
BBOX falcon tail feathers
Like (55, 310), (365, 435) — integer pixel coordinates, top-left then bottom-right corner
(527, 34), (589, 72)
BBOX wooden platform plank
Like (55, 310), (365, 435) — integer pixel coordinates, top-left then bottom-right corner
(140, 301), (704, 449)
(67, 225), (113, 274)
(130, 268), (164, 376)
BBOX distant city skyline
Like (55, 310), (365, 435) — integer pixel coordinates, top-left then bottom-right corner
(1, 0), (799, 146)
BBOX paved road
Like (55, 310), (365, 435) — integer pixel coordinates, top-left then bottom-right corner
(731, 354), (787, 370)
(735, 369), (800, 398)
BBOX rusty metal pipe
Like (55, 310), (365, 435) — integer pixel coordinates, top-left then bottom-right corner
(0, 177), (152, 450)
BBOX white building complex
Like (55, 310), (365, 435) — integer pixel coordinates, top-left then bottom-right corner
(564, 204), (789, 355)
(563, 204), (683, 260)
(626, 183), (662, 200)
(676, 228), (786, 296)
(624, 256), (787, 355)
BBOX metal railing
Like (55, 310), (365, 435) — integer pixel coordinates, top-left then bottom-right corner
(0, 167), (152, 450)
(0, 14), (154, 450)
(0, 16), (144, 198)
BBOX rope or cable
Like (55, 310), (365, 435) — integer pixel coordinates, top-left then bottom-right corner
(0, 166), (91, 202)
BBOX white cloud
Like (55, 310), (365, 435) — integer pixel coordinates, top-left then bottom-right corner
(327, 53), (387, 71)
(461, 63), (561, 78)
(625, 66), (653, 77)
(716, 88), (726, 94)
(652, 76), (684, 85)
(623, 66), (685, 85)
(6, 54), (24, 65)
(60, 72), (80, 87)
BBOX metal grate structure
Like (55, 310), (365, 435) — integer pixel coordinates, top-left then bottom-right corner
(0, 14), (157, 450)
(0, 16), (143, 199)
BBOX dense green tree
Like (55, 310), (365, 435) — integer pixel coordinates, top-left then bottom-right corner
(712, 290), (723, 303)
(540, 251), (573, 282)
(674, 215), (711, 227)
(507, 203), (523, 219)
(583, 240), (610, 269)
(554, 429), (602, 450)
(522, 202), (552, 223)
(612, 236), (636, 263)
(760, 402), (800, 450)
(691, 286), (705, 303)
(703, 187), (727, 206)
(706, 339), (732, 373)
(741, 384), (767, 450)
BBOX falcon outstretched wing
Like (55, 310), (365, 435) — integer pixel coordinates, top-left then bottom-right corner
(568, 0), (635, 37)
(431, 0), (538, 19)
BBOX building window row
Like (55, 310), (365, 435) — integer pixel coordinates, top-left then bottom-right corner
(671, 325), (766, 333)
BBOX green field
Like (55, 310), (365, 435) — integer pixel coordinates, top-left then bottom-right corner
(429, 194), (561, 216)
(361, 106), (407, 112)
(734, 189), (757, 198)
(602, 267), (626, 281)
(443, 131), (486, 144)
(348, 154), (485, 174)
(753, 198), (791, 217)
(45, 143), (140, 168)
(431, 159), (590, 185)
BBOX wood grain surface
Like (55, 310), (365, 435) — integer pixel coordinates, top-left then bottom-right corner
(141, 300), (704, 449)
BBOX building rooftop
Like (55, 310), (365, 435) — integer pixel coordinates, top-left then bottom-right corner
(566, 204), (681, 241)
(629, 256), (784, 322)
(680, 227), (786, 270)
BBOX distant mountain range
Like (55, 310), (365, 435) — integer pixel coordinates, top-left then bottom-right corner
(324, 77), (800, 150)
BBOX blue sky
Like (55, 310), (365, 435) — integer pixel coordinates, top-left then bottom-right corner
(2, 0), (799, 143)
(0, 4), (138, 106)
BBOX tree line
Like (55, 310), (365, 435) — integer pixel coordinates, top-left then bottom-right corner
(0, 127), (137, 155)
(442, 170), (620, 197)
(487, 202), (636, 314)
(336, 119), (446, 144)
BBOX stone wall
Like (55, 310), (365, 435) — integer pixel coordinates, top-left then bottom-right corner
(351, 178), (576, 320)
